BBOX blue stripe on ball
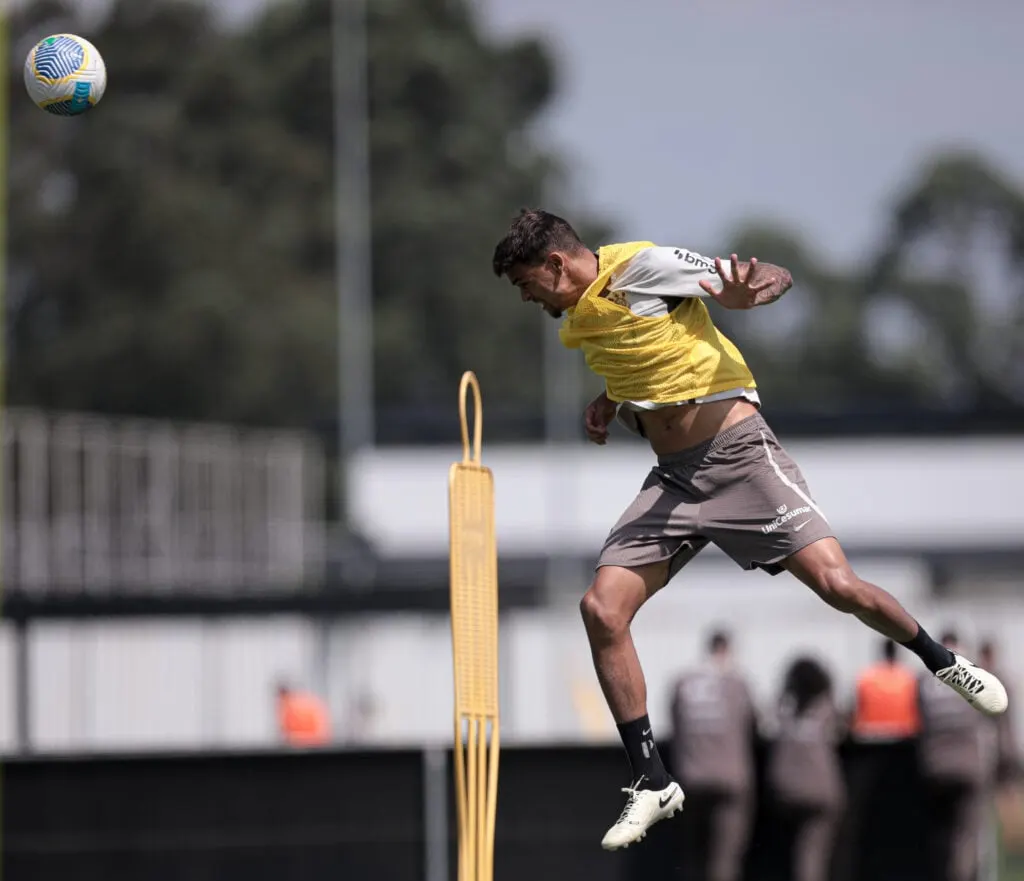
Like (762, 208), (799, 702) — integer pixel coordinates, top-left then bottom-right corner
(69, 81), (92, 112)
(33, 35), (85, 81)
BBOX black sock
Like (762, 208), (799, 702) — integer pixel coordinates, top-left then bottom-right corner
(616, 715), (670, 790)
(900, 623), (955, 673)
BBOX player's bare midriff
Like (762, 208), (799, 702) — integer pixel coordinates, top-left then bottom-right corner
(636, 397), (759, 457)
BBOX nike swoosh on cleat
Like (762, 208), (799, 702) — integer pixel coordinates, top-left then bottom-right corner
(658, 788), (677, 809)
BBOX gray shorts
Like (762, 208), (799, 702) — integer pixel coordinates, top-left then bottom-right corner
(598, 413), (834, 577)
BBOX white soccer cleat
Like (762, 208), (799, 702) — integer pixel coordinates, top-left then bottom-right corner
(600, 779), (685, 851)
(936, 653), (1008, 716)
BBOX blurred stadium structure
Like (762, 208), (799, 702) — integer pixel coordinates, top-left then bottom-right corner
(2, 407), (324, 594)
(3, 424), (1024, 756)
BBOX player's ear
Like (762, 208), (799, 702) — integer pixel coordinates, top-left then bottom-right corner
(547, 252), (564, 273)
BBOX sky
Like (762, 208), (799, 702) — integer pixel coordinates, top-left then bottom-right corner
(60, 0), (1024, 269)
(473, 0), (1024, 266)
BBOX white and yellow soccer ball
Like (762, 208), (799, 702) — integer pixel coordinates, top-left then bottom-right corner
(24, 34), (107, 116)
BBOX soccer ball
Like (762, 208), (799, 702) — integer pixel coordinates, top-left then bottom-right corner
(24, 34), (107, 116)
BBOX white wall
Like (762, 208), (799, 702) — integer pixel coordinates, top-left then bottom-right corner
(6, 556), (1024, 754)
(349, 437), (1024, 556)
(1, 617), (317, 754)
(0, 624), (16, 752)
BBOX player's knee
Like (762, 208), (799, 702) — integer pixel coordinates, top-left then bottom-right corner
(814, 566), (873, 614)
(579, 586), (629, 639)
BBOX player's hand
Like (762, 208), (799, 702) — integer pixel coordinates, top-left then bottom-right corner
(584, 392), (617, 445)
(699, 254), (774, 310)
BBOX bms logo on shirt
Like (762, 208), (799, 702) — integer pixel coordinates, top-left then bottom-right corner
(673, 249), (715, 271)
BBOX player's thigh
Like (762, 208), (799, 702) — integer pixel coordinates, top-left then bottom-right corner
(700, 423), (834, 574)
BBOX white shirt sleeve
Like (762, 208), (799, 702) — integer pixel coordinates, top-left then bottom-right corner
(607, 246), (729, 298)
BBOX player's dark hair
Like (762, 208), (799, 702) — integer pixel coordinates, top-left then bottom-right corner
(492, 208), (587, 277)
(780, 656), (832, 718)
(881, 639), (897, 662)
(707, 629), (731, 654)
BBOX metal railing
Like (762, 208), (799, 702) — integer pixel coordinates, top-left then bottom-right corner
(2, 408), (325, 594)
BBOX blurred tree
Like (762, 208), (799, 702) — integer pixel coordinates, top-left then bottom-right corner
(705, 154), (1023, 417)
(8, 0), (335, 424)
(866, 151), (1024, 408)
(245, 0), (610, 437)
(710, 221), (981, 411)
(8, 2), (1021, 435)
(7, 0), (606, 430)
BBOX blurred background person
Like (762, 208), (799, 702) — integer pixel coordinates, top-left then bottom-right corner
(343, 691), (381, 744)
(851, 639), (921, 743)
(834, 639), (921, 881)
(276, 680), (331, 748)
(978, 638), (1021, 787)
(979, 639), (1024, 869)
(669, 629), (758, 881)
(767, 656), (845, 881)
(917, 630), (992, 881)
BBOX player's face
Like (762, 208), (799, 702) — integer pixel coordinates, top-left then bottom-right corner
(507, 255), (574, 319)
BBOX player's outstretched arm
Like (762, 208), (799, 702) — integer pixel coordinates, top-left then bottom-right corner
(699, 254), (792, 310)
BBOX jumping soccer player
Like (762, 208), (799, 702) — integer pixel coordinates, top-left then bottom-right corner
(491, 209), (1008, 851)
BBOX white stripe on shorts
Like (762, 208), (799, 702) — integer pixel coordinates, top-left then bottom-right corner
(760, 430), (828, 522)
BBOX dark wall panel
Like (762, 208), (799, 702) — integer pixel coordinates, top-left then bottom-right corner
(4, 741), (933, 881)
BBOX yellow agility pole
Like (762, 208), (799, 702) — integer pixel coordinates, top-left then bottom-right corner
(448, 371), (500, 881)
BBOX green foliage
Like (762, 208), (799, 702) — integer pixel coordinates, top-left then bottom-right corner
(866, 151), (1024, 407)
(8, 0), (589, 427)
(712, 156), (1023, 411)
(7, 1), (1024, 432)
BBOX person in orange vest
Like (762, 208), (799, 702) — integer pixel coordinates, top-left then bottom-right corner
(276, 681), (331, 747)
(833, 640), (921, 881)
(851, 638), (921, 742)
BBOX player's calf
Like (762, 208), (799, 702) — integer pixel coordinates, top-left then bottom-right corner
(784, 541), (1008, 715)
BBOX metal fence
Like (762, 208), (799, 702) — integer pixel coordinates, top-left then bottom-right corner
(1, 408), (326, 594)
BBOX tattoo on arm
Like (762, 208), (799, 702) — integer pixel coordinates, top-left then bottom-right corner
(747, 262), (793, 306)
